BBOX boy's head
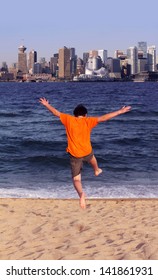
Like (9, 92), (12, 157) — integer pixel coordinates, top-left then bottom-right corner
(73, 104), (88, 117)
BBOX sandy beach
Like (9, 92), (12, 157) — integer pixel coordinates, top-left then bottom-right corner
(0, 198), (158, 260)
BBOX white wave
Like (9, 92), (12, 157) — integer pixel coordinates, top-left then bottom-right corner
(1, 182), (158, 199)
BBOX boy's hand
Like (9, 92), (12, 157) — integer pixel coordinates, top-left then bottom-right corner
(39, 97), (49, 106)
(39, 97), (60, 117)
(120, 106), (131, 114)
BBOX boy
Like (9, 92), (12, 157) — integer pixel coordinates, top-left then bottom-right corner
(39, 97), (131, 209)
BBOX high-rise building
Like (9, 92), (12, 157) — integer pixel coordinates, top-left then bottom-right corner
(39, 57), (46, 72)
(1, 61), (8, 71)
(58, 46), (70, 79)
(147, 45), (156, 71)
(70, 48), (77, 77)
(28, 50), (37, 73)
(89, 50), (98, 58)
(114, 50), (127, 60)
(76, 58), (84, 75)
(54, 53), (59, 58)
(18, 45), (27, 74)
(87, 56), (102, 71)
(83, 52), (89, 69)
(138, 58), (148, 72)
(98, 50), (108, 65)
(50, 56), (58, 76)
(33, 63), (42, 74)
(8, 63), (18, 79)
(107, 58), (121, 73)
(127, 46), (138, 74)
(138, 42), (147, 58)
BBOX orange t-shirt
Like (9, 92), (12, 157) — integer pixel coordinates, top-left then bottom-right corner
(60, 113), (98, 157)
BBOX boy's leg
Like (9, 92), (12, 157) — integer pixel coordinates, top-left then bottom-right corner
(89, 155), (102, 176)
(72, 174), (86, 209)
(69, 154), (86, 209)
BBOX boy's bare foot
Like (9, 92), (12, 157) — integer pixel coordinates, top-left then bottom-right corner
(80, 192), (86, 209)
(95, 168), (102, 176)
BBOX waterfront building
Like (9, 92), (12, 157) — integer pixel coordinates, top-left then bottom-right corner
(58, 46), (71, 79)
(18, 45), (28, 74)
(24, 73), (52, 82)
(28, 50), (37, 74)
(138, 42), (147, 58)
(0, 71), (14, 81)
(147, 45), (156, 71)
(127, 46), (138, 75)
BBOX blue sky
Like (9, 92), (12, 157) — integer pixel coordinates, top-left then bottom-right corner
(0, 0), (158, 65)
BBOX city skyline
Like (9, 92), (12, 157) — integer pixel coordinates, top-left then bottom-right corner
(0, 40), (157, 68)
(0, 0), (158, 65)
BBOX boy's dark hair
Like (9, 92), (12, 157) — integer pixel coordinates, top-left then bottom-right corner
(73, 104), (88, 117)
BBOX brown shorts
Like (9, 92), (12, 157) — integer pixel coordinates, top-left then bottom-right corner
(69, 150), (94, 178)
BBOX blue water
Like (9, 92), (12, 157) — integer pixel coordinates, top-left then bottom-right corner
(0, 81), (158, 198)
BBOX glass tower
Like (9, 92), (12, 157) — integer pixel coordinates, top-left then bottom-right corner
(138, 42), (147, 58)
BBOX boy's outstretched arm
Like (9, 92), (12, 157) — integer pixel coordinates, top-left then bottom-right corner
(97, 106), (131, 123)
(39, 97), (60, 117)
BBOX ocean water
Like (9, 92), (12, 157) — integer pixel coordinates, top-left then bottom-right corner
(0, 81), (158, 198)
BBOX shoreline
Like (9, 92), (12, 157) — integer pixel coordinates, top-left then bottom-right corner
(1, 197), (158, 200)
(1, 198), (158, 260)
